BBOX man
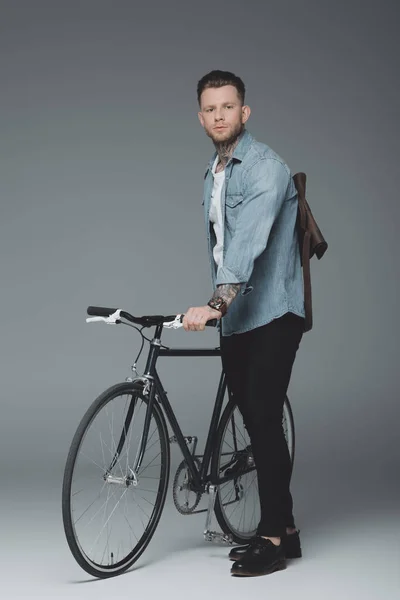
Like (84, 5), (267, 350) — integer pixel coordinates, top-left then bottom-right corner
(182, 70), (305, 577)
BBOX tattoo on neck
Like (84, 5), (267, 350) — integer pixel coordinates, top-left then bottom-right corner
(212, 284), (241, 308)
(215, 139), (240, 170)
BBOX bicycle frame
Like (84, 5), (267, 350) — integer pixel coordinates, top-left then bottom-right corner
(130, 323), (250, 491)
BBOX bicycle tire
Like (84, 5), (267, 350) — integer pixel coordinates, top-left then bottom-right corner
(62, 381), (170, 578)
(211, 395), (295, 545)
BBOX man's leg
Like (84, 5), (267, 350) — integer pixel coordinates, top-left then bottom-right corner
(220, 315), (302, 534)
(220, 329), (249, 420)
(222, 313), (304, 576)
(242, 312), (304, 539)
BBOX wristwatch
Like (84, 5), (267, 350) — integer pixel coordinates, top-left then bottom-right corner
(207, 296), (228, 317)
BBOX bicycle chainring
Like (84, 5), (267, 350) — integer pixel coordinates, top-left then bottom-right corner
(172, 457), (202, 515)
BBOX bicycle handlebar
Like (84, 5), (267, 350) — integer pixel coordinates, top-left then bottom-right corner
(86, 306), (218, 328)
(87, 306), (119, 318)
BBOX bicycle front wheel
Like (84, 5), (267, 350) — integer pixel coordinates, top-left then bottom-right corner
(211, 395), (295, 545)
(62, 381), (170, 578)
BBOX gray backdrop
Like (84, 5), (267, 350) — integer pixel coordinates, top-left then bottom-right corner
(1, 0), (399, 597)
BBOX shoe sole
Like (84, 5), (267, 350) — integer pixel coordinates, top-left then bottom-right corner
(229, 551), (302, 561)
(231, 559), (287, 577)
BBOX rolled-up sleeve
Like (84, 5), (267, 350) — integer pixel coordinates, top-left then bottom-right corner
(215, 158), (290, 293)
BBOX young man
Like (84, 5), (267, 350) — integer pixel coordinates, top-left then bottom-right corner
(182, 70), (305, 577)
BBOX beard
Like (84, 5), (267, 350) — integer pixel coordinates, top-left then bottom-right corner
(205, 120), (244, 147)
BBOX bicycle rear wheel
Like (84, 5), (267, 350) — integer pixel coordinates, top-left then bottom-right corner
(62, 381), (170, 578)
(211, 395), (294, 545)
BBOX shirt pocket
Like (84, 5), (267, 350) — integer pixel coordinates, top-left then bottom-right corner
(225, 192), (243, 208)
(225, 193), (244, 232)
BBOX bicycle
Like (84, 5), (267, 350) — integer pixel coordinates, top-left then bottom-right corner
(62, 305), (296, 579)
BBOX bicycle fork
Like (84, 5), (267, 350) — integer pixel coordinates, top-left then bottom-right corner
(105, 375), (155, 483)
(127, 329), (164, 476)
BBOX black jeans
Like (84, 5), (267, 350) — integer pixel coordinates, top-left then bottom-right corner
(220, 311), (304, 538)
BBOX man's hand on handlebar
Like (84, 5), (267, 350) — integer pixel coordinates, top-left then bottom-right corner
(182, 305), (222, 331)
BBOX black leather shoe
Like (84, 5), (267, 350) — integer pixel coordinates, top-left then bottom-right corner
(230, 537), (286, 577)
(229, 529), (302, 561)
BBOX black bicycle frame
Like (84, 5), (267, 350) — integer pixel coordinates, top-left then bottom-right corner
(131, 325), (248, 490)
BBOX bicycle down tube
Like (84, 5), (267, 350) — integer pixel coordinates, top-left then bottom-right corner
(133, 339), (254, 492)
(131, 335), (228, 488)
(153, 367), (228, 491)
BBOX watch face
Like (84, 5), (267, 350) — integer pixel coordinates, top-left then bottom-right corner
(208, 297), (227, 317)
(209, 297), (225, 310)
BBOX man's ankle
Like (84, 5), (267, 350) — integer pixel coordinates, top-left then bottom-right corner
(260, 536), (281, 546)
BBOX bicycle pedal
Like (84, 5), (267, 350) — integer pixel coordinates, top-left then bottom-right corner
(204, 530), (234, 545)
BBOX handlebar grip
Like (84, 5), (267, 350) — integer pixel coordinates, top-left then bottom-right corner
(87, 306), (118, 317)
(178, 314), (218, 327)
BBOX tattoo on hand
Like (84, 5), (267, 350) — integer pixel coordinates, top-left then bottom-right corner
(212, 284), (241, 309)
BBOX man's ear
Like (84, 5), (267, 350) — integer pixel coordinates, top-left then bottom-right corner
(242, 105), (251, 124)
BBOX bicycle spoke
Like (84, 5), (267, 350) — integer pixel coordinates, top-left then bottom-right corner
(73, 480), (109, 526)
(88, 487), (129, 556)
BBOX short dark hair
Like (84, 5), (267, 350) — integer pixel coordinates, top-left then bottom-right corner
(197, 70), (246, 107)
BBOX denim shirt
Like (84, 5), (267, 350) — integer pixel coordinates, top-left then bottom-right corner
(202, 129), (305, 336)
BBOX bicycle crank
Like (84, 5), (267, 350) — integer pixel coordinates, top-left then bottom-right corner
(172, 458), (202, 514)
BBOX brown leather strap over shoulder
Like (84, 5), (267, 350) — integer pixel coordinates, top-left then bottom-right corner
(302, 230), (313, 331)
(293, 173), (327, 332)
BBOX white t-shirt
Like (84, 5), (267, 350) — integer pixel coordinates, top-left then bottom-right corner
(209, 156), (225, 267)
